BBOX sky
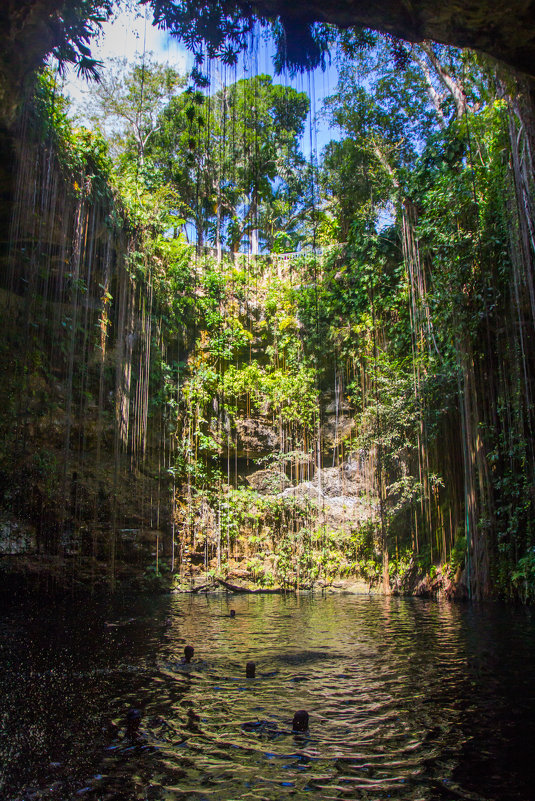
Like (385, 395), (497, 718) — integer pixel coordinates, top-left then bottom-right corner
(62, 5), (189, 112)
(61, 3), (340, 156)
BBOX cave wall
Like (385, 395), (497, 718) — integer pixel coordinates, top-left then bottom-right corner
(252, 0), (535, 78)
(0, 103), (168, 574)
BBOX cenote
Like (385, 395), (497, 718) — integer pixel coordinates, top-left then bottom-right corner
(1, 592), (535, 801)
(4, 1), (535, 798)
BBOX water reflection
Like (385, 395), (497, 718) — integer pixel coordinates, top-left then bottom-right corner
(1, 593), (534, 800)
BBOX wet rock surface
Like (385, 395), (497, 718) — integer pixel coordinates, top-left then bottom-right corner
(233, 417), (281, 458)
(279, 463), (376, 530)
(246, 0), (535, 78)
(0, 515), (36, 554)
(246, 468), (291, 493)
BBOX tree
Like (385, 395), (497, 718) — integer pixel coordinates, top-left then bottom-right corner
(147, 74), (310, 252)
(320, 35), (488, 238)
(84, 54), (186, 165)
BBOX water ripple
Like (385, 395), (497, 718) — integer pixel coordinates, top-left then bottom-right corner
(1, 594), (535, 800)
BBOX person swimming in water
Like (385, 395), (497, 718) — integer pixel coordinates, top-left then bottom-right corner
(292, 710), (309, 732)
(125, 708), (143, 741)
(246, 661), (256, 678)
(182, 645), (194, 664)
(241, 709), (309, 738)
(230, 609), (236, 618)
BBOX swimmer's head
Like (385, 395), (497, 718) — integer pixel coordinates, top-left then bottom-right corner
(292, 710), (309, 732)
(184, 645), (194, 662)
(230, 609), (236, 618)
(125, 707), (142, 738)
(246, 661), (256, 678)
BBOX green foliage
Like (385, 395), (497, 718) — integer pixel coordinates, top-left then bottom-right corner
(511, 549), (535, 604)
(15, 34), (535, 603)
(84, 54), (186, 164)
(33, 72), (114, 202)
(147, 74), (310, 251)
(449, 533), (467, 575)
(223, 362), (317, 428)
(49, 0), (114, 80)
(146, 0), (330, 76)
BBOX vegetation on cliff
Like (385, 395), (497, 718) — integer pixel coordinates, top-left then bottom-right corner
(1, 12), (535, 602)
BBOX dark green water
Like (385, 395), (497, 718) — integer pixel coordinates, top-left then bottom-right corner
(1, 592), (534, 800)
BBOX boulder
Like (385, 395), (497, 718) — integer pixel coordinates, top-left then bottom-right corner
(246, 468), (291, 494)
